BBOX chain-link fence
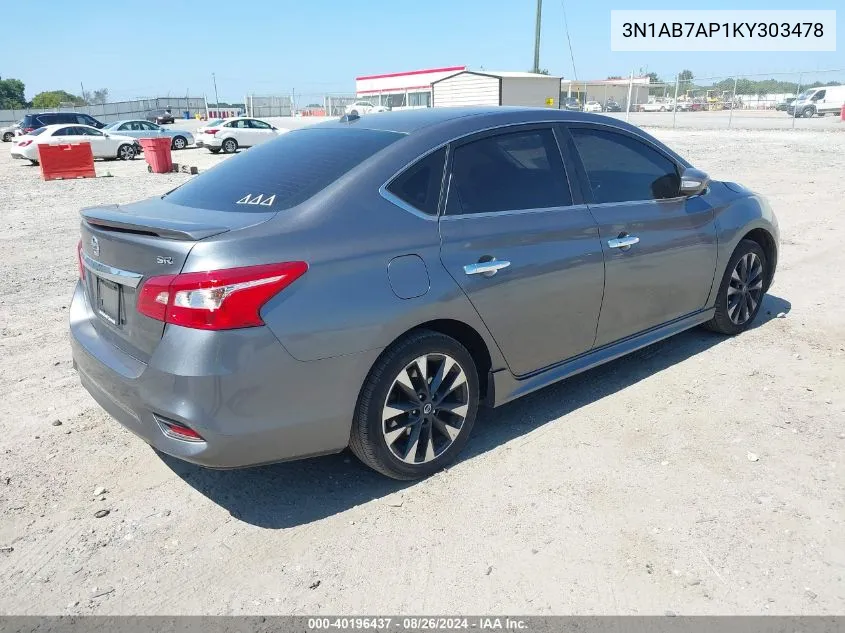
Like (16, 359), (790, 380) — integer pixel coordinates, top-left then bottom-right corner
(617, 69), (845, 130)
(244, 93), (356, 118)
(0, 97), (206, 127)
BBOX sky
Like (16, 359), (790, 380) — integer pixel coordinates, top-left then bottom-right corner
(2, 0), (841, 103)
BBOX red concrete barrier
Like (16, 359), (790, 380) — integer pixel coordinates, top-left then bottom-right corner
(37, 143), (95, 181)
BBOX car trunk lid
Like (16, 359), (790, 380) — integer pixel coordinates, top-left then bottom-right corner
(79, 198), (277, 361)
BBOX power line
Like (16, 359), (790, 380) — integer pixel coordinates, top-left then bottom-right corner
(560, 0), (578, 81)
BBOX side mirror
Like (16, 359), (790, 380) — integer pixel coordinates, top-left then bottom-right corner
(679, 167), (710, 196)
(104, 133), (110, 138)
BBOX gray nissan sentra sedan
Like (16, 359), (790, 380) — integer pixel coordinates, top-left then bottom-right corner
(70, 107), (779, 480)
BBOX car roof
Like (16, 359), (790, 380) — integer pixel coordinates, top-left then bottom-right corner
(320, 106), (627, 134)
(39, 123), (97, 130)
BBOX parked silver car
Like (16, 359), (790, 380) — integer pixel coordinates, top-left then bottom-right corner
(70, 107), (779, 480)
(1, 120), (22, 142)
(102, 120), (194, 150)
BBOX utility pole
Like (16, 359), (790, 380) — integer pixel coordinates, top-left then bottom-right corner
(212, 73), (220, 108)
(533, 0), (542, 74)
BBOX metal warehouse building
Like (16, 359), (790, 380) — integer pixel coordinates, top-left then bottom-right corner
(354, 66), (467, 109)
(431, 70), (561, 108)
(354, 66), (654, 111)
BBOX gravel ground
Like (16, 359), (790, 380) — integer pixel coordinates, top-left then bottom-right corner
(0, 126), (843, 616)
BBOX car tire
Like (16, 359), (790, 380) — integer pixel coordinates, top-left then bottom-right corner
(703, 239), (768, 336)
(350, 110), (359, 117)
(2, 132), (12, 142)
(350, 330), (480, 480)
(209, 148), (221, 154)
(801, 107), (815, 118)
(221, 138), (238, 154)
(29, 159), (39, 166)
(117, 144), (136, 161)
(171, 136), (187, 150)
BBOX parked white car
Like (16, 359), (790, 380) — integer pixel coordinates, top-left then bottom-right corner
(639, 98), (675, 112)
(9, 124), (139, 164)
(344, 101), (389, 116)
(583, 101), (603, 113)
(195, 117), (284, 154)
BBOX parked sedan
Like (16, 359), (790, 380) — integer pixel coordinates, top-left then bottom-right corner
(145, 109), (175, 125)
(195, 116), (284, 153)
(103, 120), (194, 150)
(70, 108), (778, 480)
(775, 97), (795, 111)
(2, 120), (22, 142)
(583, 101), (603, 113)
(562, 97), (581, 111)
(11, 124), (139, 164)
(604, 100), (622, 112)
(344, 101), (389, 116)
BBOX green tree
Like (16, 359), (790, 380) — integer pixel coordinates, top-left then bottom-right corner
(0, 77), (26, 108)
(679, 69), (694, 82)
(31, 90), (86, 108)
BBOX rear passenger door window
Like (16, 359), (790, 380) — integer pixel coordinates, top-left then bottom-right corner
(446, 128), (572, 215)
(385, 148), (446, 216)
(569, 127), (680, 203)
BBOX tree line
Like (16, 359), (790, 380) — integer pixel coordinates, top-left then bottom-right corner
(0, 76), (109, 109)
(632, 69), (841, 96)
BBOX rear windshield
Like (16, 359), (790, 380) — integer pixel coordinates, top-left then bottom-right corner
(29, 127), (48, 136)
(165, 127), (404, 212)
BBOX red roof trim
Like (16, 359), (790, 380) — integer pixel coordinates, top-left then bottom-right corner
(356, 85), (432, 94)
(355, 66), (466, 81)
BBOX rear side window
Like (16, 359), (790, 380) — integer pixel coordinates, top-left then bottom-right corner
(29, 127), (48, 136)
(165, 127), (403, 212)
(570, 128), (680, 203)
(386, 148), (446, 215)
(446, 128), (572, 215)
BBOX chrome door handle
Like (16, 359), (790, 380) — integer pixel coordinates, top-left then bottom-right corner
(607, 236), (640, 249)
(464, 260), (511, 276)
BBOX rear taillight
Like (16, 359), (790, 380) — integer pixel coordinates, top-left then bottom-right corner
(22, 127), (35, 134)
(77, 240), (85, 281)
(18, 140), (32, 147)
(137, 262), (308, 330)
(205, 128), (219, 135)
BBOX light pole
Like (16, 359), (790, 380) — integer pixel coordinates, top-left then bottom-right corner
(212, 73), (220, 109)
(533, 0), (542, 73)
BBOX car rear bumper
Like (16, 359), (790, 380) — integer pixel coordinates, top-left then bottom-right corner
(69, 282), (379, 468)
(195, 134), (221, 148)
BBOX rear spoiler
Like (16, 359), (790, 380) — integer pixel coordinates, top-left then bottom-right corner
(80, 205), (230, 241)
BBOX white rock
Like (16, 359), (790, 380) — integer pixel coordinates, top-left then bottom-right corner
(747, 452), (759, 462)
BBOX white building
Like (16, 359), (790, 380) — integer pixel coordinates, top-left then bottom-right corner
(355, 66), (467, 110)
(561, 77), (654, 108)
(432, 71), (562, 108)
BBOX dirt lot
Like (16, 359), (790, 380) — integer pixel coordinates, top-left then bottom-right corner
(0, 126), (843, 616)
